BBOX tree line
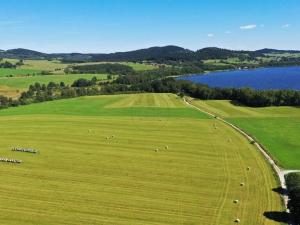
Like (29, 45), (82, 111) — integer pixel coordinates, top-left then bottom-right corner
(0, 61), (16, 69)
(0, 59), (24, 69)
(65, 63), (135, 75)
(114, 72), (300, 107)
(1, 73), (300, 110)
(285, 173), (300, 224)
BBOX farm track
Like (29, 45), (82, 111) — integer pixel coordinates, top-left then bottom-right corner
(184, 97), (300, 215)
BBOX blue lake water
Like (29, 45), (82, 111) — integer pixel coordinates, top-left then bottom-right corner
(178, 66), (300, 90)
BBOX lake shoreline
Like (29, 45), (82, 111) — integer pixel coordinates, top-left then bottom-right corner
(177, 66), (300, 90)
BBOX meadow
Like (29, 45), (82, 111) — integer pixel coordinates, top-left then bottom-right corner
(0, 59), (154, 97)
(0, 68), (41, 77)
(192, 100), (300, 169)
(4, 59), (156, 73)
(0, 74), (108, 98)
(0, 93), (283, 225)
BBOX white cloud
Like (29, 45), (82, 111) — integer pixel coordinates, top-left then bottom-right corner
(282, 24), (290, 28)
(240, 24), (257, 30)
(207, 33), (214, 37)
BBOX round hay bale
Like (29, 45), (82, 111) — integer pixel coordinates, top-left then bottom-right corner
(233, 200), (239, 204)
(240, 182), (245, 187)
(235, 218), (240, 223)
(247, 167), (251, 171)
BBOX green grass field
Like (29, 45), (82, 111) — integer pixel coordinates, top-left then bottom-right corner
(0, 93), (283, 224)
(5, 58), (155, 72)
(120, 62), (156, 71)
(0, 74), (108, 98)
(76, 61), (156, 71)
(4, 58), (69, 73)
(0, 74), (107, 89)
(0, 68), (41, 77)
(192, 100), (300, 169)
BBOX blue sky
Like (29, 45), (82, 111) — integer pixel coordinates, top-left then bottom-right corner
(0, 0), (299, 53)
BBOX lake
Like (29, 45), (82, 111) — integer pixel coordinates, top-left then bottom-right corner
(178, 66), (300, 90)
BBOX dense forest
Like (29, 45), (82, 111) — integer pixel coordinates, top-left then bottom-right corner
(286, 173), (300, 224)
(1, 46), (300, 64)
(66, 63), (135, 75)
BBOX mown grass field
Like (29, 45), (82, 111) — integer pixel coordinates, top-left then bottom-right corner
(192, 100), (300, 170)
(0, 74), (108, 98)
(0, 93), (283, 225)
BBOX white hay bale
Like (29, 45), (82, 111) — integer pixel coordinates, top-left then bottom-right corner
(233, 200), (239, 204)
(240, 182), (245, 187)
(235, 218), (240, 223)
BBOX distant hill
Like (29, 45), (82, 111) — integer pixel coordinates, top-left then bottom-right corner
(195, 47), (237, 60)
(0, 46), (299, 62)
(255, 48), (300, 54)
(4, 48), (46, 59)
(91, 45), (192, 61)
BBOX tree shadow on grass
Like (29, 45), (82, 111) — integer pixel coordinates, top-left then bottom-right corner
(229, 100), (245, 107)
(264, 211), (290, 223)
(272, 187), (288, 196)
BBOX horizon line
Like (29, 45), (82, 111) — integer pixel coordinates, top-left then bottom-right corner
(1, 45), (300, 54)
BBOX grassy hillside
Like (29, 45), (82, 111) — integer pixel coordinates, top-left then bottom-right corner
(0, 74), (108, 98)
(0, 68), (41, 77)
(120, 62), (156, 71)
(4, 58), (69, 72)
(4, 59), (156, 73)
(192, 100), (300, 169)
(0, 74), (107, 89)
(0, 93), (283, 224)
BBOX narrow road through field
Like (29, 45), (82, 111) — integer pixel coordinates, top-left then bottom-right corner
(183, 97), (300, 214)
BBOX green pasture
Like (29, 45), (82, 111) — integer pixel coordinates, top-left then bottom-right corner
(4, 58), (69, 73)
(0, 74), (108, 98)
(76, 61), (156, 71)
(0, 68), (41, 77)
(3, 59), (155, 77)
(192, 99), (300, 169)
(0, 74), (107, 89)
(0, 93), (282, 225)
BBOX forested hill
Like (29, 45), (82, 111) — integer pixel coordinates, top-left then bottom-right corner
(255, 48), (300, 54)
(91, 46), (192, 61)
(3, 48), (47, 59)
(0, 46), (300, 62)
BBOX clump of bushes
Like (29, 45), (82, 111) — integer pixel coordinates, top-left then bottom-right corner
(285, 173), (300, 224)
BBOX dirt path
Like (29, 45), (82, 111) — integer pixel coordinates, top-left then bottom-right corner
(183, 97), (300, 213)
